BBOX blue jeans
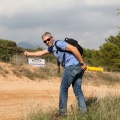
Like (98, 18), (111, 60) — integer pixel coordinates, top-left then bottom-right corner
(59, 64), (87, 116)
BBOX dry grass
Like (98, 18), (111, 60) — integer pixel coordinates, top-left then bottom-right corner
(27, 96), (120, 120)
(83, 71), (120, 86)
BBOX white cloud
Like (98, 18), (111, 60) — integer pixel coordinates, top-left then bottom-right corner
(0, 0), (119, 49)
(0, 0), (82, 16)
(85, 0), (120, 6)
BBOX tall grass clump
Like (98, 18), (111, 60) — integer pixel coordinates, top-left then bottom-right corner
(11, 62), (63, 80)
(96, 72), (120, 84)
(85, 96), (120, 120)
(27, 96), (120, 120)
(83, 71), (120, 86)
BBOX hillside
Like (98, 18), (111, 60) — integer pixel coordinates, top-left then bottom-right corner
(0, 61), (120, 86)
(0, 62), (120, 120)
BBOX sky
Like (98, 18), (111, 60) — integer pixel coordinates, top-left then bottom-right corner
(0, 0), (120, 50)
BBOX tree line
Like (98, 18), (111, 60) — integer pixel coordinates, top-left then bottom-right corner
(83, 32), (120, 71)
(0, 32), (120, 72)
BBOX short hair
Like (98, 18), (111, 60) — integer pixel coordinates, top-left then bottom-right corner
(41, 32), (52, 40)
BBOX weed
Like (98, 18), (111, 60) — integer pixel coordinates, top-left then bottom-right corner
(27, 96), (120, 120)
(97, 72), (120, 84)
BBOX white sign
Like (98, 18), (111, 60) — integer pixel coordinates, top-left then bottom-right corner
(28, 58), (45, 67)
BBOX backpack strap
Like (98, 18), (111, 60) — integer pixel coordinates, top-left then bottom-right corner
(57, 59), (60, 73)
(55, 40), (66, 68)
(55, 40), (66, 54)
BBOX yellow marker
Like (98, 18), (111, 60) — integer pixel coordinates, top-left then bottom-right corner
(87, 66), (103, 72)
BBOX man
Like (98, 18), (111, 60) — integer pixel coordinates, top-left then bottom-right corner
(24, 32), (87, 116)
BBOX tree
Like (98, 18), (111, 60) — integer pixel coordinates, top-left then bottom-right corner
(0, 39), (17, 62)
(99, 33), (120, 71)
(117, 9), (120, 28)
(83, 49), (101, 67)
(105, 32), (120, 48)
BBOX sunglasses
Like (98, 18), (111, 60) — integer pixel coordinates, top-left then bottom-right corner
(43, 38), (51, 43)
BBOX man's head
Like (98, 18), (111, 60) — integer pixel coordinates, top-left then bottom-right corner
(42, 32), (54, 46)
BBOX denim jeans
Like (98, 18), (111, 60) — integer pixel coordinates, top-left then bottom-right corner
(59, 63), (87, 116)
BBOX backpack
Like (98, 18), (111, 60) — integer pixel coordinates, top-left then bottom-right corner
(55, 38), (83, 73)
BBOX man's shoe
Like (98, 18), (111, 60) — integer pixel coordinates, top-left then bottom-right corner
(55, 113), (66, 118)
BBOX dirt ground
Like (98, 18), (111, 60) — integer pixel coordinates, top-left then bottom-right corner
(0, 62), (120, 120)
(0, 74), (120, 120)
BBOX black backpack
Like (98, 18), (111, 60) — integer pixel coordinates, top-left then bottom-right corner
(55, 38), (83, 73)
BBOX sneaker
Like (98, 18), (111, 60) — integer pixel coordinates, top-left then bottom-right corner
(54, 113), (66, 118)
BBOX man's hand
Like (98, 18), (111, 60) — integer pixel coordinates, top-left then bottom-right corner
(24, 51), (30, 56)
(81, 63), (87, 71)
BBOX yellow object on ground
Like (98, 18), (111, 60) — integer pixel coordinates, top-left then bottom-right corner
(87, 66), (103, 72)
